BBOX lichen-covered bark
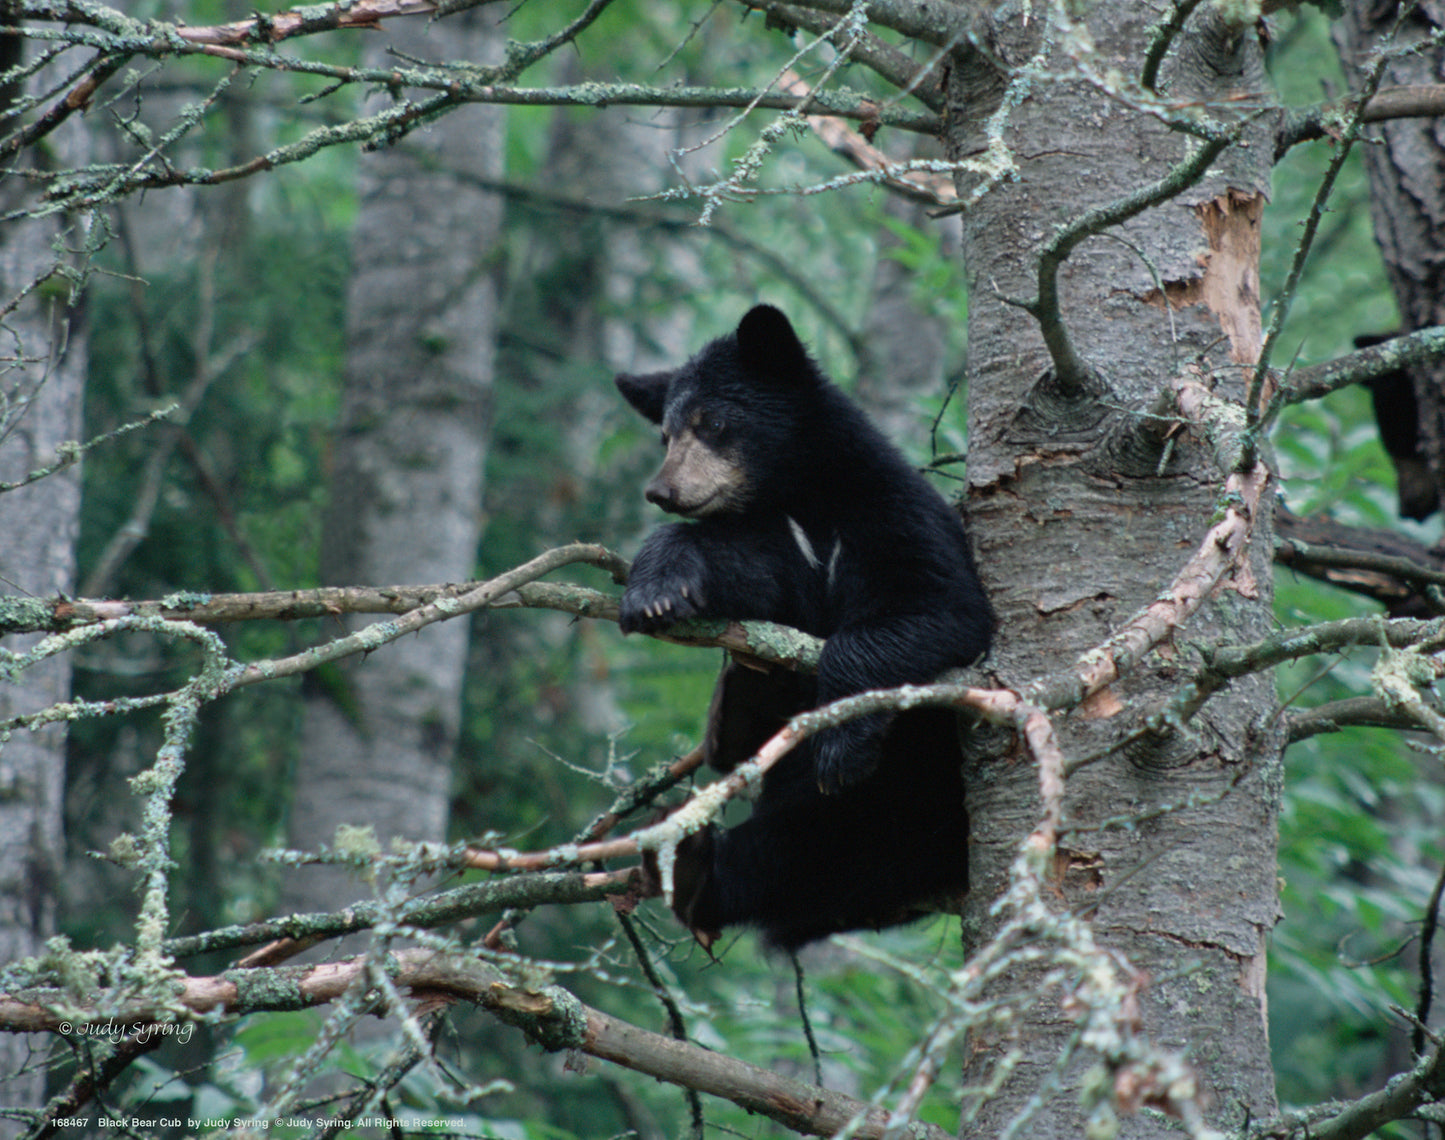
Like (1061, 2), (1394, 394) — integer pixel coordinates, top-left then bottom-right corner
(945, 6), (1280, 1134)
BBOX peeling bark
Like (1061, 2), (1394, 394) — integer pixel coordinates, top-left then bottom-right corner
(1195, 191), (1266, 365)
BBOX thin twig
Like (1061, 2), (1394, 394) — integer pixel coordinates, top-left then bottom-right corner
(1415, 859), (1445, 1058)
(1245, 38), (1395, 443)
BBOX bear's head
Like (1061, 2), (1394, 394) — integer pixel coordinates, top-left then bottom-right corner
(615, 305), (828, 518)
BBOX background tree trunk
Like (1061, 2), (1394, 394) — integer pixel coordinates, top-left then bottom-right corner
(949, 9), (1280, 1134)
(1334, 4), (1445, 522)
(0, 29), (88, 1132)
(282, 10), (505, 913)
(1331, 0), (1445, 1082)
(858, 194), (957, 444)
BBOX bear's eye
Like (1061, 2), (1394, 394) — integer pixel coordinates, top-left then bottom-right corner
(699, 413), (726, 438)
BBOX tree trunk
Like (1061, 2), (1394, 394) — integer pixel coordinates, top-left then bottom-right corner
(1334, 4), (1445, 522)
(947, 8), (1279, 1135)
(282, 10), (505, 912)
(0, 30), (88, 1133)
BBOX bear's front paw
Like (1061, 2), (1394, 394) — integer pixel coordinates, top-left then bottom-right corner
(812, 716), (890, 794)
(642, 823), (722, 951)
(619, 576), (706, 634)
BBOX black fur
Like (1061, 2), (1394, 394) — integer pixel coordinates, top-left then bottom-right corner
(617, 305), (993, 949)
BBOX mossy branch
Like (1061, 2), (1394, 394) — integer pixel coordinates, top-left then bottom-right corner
(2, 947), (949, 1140)
(157, 869), (630, 962)
(1275, 83), (1445, 159)
(1275, 325), (1445, 406)
(0, 403), (177, 494)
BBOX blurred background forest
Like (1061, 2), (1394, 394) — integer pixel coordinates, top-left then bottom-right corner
(2, 1), (1441, 1136)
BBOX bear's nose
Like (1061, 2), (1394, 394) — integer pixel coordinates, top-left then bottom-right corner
(645, 479), (677, 511)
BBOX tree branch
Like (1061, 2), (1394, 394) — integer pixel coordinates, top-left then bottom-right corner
(157, 869), (630, 962)
(2, 948), (951, 1140)
(1275, 506), (1445, 614)
(750, 4), (945, 110)
(1284, 696), (1418, 744)
(775, 70), (955, 203)
(1140, 0), (1208, 93)
(735, 0), (970, 48)
(1, 549), (828, 689)
(1278, 325), (1445, 406)
(0, 404), (176, 494)
(1259, 1034), (1445, 1140)
(1415, 859), (1445, 1058)
(1025, 372), (1268, 713)
(1275, 83), (1445, 158)
(444, 164), (868, 351)
(1247, 48), (1392, 435)
(1, 1), (938, 215)
(1, 545), (622, 633)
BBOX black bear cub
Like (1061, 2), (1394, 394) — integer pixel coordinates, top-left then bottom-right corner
(617, 304), (992, 950)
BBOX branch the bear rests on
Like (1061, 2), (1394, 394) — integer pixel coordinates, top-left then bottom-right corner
(616, 304), (993, 951)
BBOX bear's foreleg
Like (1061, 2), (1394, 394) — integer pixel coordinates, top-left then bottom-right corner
(811, 611), (974, 792)
(619, 520), (807, 634)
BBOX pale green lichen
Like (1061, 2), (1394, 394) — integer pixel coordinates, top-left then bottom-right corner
(108, 833), (142, 869)
(334, 823), (383, 860)
(1211, 0), (1263, 27)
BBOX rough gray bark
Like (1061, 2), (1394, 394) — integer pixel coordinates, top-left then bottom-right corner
(282, 10), (505, 912)
(947, 7), (1279, 1135)
(0, 41), (87, 1134)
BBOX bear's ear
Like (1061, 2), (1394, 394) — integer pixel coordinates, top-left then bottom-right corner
(736, 305), (812, 379)
(615, 371), (671, 424)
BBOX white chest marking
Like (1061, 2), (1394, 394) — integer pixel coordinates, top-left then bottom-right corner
(787, 515), (820, 569)
(787, 515), (842, 591)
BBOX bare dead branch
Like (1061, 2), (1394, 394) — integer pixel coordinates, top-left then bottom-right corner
(1416, 860), (1445, 1058)
(1248, 51), (1393, 432)
(0, 51), (129, 160)
(1275, 513), (1445, 615)
(1284, 696), (1419, 743)
(763, 8), (945, 110)
(778, 70), (955, 204)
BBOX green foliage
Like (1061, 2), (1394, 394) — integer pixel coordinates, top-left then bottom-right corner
(68, 208), (349, 945)
(1261, 9), (1440, 1114)
(877, 210), (968, 328)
